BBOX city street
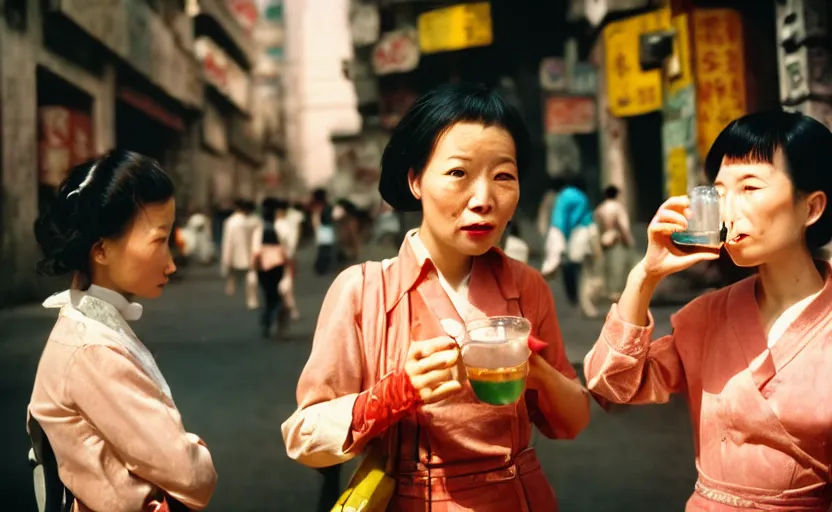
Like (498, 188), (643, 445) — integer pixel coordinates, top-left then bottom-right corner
(0, 244), (697, 511)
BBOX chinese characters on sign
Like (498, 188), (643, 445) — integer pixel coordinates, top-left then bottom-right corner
(693, 9), (747, 158)
(603, 8), (670, 117)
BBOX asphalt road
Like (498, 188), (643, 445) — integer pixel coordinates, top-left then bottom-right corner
(0, 244), (696, 511)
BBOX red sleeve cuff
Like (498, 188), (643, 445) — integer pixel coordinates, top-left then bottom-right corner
(352, 370), (420, 439)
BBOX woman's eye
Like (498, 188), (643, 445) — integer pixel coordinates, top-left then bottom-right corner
(495, 172), (517, 181)
(448, 169), (465, 178)
(743, 185), (759, 192)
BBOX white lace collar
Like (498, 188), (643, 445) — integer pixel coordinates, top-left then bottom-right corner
(43, 285), (144, 321)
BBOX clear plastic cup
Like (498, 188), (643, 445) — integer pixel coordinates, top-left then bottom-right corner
(671, 186), (723, 248)
(462, 316), (531, 406)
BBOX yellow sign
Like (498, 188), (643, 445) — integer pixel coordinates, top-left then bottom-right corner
(418, 2), (493, 54)
(668, 14), (693, 95)
(603, 8), (670, 117)
(667, 147), (688, 197)
(693, 9), (747, 158)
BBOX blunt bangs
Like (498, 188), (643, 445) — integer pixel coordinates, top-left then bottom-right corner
(704, 109), (832, 249)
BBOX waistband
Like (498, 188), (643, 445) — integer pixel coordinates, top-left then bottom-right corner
(394, 448), (540, 500)
(695, 472), (832, 510)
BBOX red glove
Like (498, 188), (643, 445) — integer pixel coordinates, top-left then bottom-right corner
(528, 335), (548, 354)
(352, 370), (420, 440)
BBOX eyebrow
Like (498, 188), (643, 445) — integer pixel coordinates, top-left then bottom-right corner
(715, 173), (767, 186)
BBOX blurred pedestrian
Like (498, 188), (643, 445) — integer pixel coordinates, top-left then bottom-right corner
(503, 221), (530, 264)
(594, 185), (635, 301)
(585, 110), (832, 511)
(309, 188), (336, 275)
(181, 209), (216, 265)
(542, 175), (601, 317)
(221, 199), (259, 309)
(275, 199), (302, 321)
(251, 198), (287, 339)
(334, 198), (362, 265)
(30, 150), (217, 512)
(282, 83), (589, 511)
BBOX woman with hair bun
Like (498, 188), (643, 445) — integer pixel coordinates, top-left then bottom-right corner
(29, 150), (217, 512)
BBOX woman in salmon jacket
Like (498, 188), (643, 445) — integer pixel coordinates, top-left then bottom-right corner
(29, 150), (217, 512)
(584, 110), (832, 511)
(282, 83), (590, 511)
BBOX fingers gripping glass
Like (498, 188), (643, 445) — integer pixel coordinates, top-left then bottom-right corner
(671, 186), (726, 249)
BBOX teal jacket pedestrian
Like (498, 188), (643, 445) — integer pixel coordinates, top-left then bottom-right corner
(551, 186), (593, 241)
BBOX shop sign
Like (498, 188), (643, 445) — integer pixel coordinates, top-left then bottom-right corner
(38, 107), (94, 187)
(202, 102), (228, 154)
(665, 147), (688, 198)
(261, 0), (284, 23)
(668, 14), (694, 95)
(227, 0), (258, 33)
(543, 96), (596, 134)
(692, 9), (747, 158)
(571, 63), (598, 96)
(539, 58), (567, 92)
(418, 2), (492, 54)
(776, 0), (828, 45)
(603, 8), (670, 117)
(195, 36), (251, 112)
(372, 28), (420, 76)
(351, 3), (380, 47)
(118, 88), (185, 131)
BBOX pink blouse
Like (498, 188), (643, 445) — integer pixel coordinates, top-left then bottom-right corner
(283, 238), (578, 510)
(29, 291), (217, 512)
(584, 263), (832, 511)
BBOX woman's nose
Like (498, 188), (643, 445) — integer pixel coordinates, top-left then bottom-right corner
(467, 178), (493, 213)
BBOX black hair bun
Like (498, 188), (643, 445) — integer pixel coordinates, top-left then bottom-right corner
(33, 191), (96, 277)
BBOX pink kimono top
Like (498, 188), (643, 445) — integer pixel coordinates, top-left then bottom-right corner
(584, 262), (832, 511)
(28, 288), (217, 512)
(282, 237), (578, 511)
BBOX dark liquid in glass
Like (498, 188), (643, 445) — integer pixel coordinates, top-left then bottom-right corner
(466, 363), (527, 405)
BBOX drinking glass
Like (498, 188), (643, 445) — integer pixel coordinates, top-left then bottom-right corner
(671, 186), (723, 248)
(462, 316), (531, 406)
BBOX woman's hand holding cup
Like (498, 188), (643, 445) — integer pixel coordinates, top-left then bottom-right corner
(642, 195), (721, 281)
(405, 336), (464, 404)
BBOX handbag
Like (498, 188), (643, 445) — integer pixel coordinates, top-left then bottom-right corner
(331, 261), (398, 512)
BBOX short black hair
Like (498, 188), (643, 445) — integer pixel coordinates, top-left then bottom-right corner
(312, 188), (328, 203)
(379, 83), (532, 211)
(604, 185), (620, 199)
(704, 110), (832, 250)
(34, 149), (175, 280)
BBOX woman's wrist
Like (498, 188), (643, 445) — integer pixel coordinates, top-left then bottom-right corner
(630, 260), (662, 292)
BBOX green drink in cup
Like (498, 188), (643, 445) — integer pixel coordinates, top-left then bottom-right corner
(462, 317), (531, 406)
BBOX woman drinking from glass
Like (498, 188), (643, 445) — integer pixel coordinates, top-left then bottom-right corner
(282, 83), (590, 511)
(584, 110), (832, 511)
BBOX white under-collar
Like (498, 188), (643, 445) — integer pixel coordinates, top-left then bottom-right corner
(43, 284), (144, 322)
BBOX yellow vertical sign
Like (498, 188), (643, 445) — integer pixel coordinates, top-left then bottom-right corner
(667, 147), (689, 197)
(604, 8), (670, 117)
(693, 9), (747, 158)
(418, 2), (493, 54)
(668, 14), (693, 95)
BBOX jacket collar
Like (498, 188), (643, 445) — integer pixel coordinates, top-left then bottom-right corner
(383, 229), (520, 313)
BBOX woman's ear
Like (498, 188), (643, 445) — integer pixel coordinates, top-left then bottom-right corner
(91, 239), (108, 266)
(804, 190), (827, 229)
(407, 169), (421, 201)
